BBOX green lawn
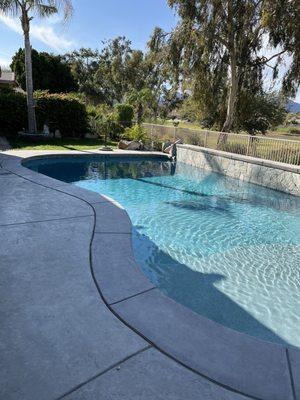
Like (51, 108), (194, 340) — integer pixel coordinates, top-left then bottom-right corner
(149, 120), (300, 141)
(267, 125), (300, 141)
(8, 137), (118, 151)
(144, 121), (300, 164)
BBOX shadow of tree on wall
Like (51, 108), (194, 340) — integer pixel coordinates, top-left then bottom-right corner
(133, 228), (288, 346)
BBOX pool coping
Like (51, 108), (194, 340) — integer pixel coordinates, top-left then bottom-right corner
(1, 150), (299, 400)
(177, 144), (300, 174)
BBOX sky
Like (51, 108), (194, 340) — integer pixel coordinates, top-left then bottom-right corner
(0, 0), (175, 63)
(0, 0), (299, 102)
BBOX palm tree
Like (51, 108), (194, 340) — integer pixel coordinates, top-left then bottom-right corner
(0, 0), (73, 133)
(126, 88), (155, 124)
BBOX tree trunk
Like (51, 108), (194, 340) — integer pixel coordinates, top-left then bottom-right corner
(222, 56), (238, 133)
(22, 12), (37, 134)
(137, 103), (143, 124)
(218, 0), (238, 147)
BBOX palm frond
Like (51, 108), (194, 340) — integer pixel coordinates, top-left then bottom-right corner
(0, 0), (73, 20)
(34, 0), (73, 21)
(35, 3), (58, 17)
(0, 0), (21, 17)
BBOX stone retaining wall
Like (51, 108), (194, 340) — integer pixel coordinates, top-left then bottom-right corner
(177, 144), (300, 196)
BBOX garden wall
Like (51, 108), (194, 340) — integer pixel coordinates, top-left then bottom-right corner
(176, 144), (300, 196)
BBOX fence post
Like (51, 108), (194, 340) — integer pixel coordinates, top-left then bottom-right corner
(246, 136), (251, 156)
(204, 131), (208, 148)
(151, 124), (154, 150)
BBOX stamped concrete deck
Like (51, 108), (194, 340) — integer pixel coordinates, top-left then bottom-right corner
(0, 150), (299, 400)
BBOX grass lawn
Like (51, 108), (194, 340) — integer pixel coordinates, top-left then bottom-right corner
(150, 120), (300, 141)
(267, 125), (300, 141)
(144, 121), (300, 164)
(8, 137), (118, 151)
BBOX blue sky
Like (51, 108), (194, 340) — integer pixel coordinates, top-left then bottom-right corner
(0, 0), (299, 102)
(0, 0), (176, 63)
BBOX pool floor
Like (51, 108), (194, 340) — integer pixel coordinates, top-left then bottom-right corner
(26, 156), (300, 347)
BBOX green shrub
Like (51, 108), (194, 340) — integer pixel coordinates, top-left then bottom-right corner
(185, 132), (204, 146)
(0, 89), (88, 137)
(0, 88), (27, 135)
(34, 91), (88, 137)
(124, 124), (148, 141)
(151, 138), (164, 151)
(114, 103), (134, 127)
(86, 103), (111, 118)
(219, 142), (248, 155)
(288, 128), (300, 135)
(87, 104), (125, 140)
(89, 113), (122, 141)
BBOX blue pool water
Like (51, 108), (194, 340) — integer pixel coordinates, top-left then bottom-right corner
(25, 156), (300, 347)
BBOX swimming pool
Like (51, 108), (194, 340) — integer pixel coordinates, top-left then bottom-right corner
(25, 155), (300, 347)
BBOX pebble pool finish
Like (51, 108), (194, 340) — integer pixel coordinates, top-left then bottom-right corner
(25, 155), (300, 347)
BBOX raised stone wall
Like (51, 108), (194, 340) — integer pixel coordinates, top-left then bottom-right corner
(177, 144), (300, 196)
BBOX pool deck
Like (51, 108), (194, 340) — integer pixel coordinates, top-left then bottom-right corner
(0, 149), (299, 400)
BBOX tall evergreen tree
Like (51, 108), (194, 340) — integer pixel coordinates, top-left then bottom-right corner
(11, 48), (77, 93)
(151, 0), (300, 132)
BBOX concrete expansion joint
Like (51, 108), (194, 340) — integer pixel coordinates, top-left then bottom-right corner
(94, 231), (131, 235)
(0, 214), (94, 228)
(109, 287), (157, 306)
(1, 153), (298, 400)
(286, 348), (297, 400)
(55, 345), (153, 400)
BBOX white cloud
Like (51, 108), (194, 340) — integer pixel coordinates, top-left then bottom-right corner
(0, 11), (75, 52)
(0, 12), (22, 34)
(30, 24), (74, 51)
(0, 56), (11, 68)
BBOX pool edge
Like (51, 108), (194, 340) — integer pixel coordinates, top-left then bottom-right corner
(1, 150), (298, 400)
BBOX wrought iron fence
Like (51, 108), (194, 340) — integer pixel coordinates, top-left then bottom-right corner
(143, 123), (300, 166)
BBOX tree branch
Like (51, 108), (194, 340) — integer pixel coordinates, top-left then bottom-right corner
(265, 63), (276, 70)
(260, 49), (287, 65)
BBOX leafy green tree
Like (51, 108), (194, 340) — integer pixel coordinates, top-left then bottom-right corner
(154, 0), (299, 133)
(147, 27), (182, 119)
(64, 48), (100, 103)
(65, 37), (168, 113)
(0, 0), (73, 133)
(126, 88), (156, 123)
(114, 103), (134, 127)
(11, 48), (77, 93)
(177, 96), (202, 123)
(94, 37), (148, 104)
(65, 39), (148, 105)
(235, 92), (287, 135)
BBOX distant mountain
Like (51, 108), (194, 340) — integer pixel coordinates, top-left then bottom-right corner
(287, 100), (300, 113)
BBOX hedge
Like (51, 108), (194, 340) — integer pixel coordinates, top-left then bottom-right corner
(0, 89), (88, 137)
(0, 89), (27, 135)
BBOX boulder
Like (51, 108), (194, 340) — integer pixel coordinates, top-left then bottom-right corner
(118, 140), (130, 149)
(118, 140), (142, 150)
(127, 141), (142, 150)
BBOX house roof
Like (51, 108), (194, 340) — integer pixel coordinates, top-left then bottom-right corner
(0, 71), (16, 85)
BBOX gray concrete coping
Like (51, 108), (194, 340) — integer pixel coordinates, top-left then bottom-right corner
(0, 150), (298, 400)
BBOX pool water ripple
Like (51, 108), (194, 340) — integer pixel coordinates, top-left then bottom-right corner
(25, 156), (300, 347)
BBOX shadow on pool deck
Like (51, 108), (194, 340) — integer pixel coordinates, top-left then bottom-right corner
(133, 229), (288, 347)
